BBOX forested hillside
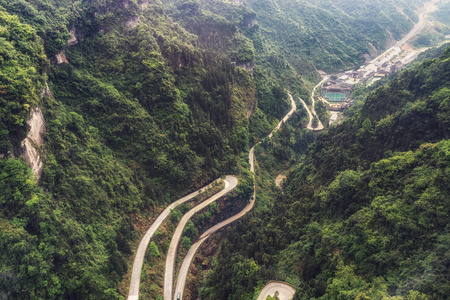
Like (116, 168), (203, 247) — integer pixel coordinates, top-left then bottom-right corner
(243, 0), (424, 72)
(1, 0), (257, 298)
(160, 0), (427, 128)
(1, 0), (445, 299)
(201, 47), (450, 299)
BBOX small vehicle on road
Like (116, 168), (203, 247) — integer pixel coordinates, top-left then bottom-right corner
(177, 292), (181, 300)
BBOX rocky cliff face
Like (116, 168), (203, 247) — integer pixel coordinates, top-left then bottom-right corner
(67, 27), (78, 47)
(21, 106), (46, 182)
(55, 51), (69, 64)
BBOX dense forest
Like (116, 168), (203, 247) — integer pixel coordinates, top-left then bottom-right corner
(200, 46), (450, 299)
(1, 0), (448, 299)
(1, 0), (258, 298)
(240, 0), (424, 72)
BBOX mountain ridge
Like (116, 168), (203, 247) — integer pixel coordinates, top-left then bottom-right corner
(1, 0), (448, 299)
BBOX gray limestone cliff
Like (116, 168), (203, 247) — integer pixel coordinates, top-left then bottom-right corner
(21, 106), (46, 182)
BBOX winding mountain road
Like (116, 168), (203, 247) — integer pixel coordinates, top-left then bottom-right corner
(129, 86), (329, 300)
(297, 76), (327, 132)
(308, 78), (326, 131)
(268, 94), (297, 138)
(128, 178), (227, 300)
(172, 180), (255, 300)
(298, 97), (314, 130)
(373, 0), (438, 65)
(129, 2), (441, 298)
(170, 94), (297, 300)
(312, 75), (330, 105)
(256, 281), (296, 300)
(164, 175), (238, 300)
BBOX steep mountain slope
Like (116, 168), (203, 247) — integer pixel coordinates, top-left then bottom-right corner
(0, 1), (255, 299)
(0, 6), (47, 153)
(160, 0), (429, 143)
(309, 46), (450, 183)
(244, 0), (423, 71)
(0, 0), (445, 299)
(201, 47), (450, 300)
(204, 0), (423, 71)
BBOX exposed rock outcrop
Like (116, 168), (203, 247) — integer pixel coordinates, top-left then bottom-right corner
(126, 15), (140, 28)
(367, 42), (379, 59)
(246, 88), (256, 118)
(42, 82), (53, 99)
(275, 174), (286, 189)
(21, 106), (45, 182)
(67, 27), (78, 47)
(55, 51), (69, 64)
(385, 30), (396, 49)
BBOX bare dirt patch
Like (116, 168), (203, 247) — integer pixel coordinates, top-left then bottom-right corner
(275, 174), (286, 189)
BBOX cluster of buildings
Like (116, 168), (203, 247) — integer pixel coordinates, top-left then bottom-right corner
(318, 47), (421, 111)
(319, 76), (354, 111)
(359, 48), (420, 86)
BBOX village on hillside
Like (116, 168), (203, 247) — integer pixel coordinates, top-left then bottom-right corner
(317, 45), (432, 113)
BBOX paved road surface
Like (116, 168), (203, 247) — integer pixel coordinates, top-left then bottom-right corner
(296, 79), (326, 132)
(391, 0), (437, 53)
(168, 2), (441, 298)
(128, 179), (224, 300)
(173, 144), (258, 300)
(164, 176), (238, 300)
(313, 75), (330, 106)
(173, 190), (256, 300)
(172, 93), (297, 299)
(130, 2), (439, 298)
(257, 282), (296, 300)
(298, 96), (324, 131)
(268, 94), (297, 138)
(308, 76), (328, 131)
(369, 0), (438, 65)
